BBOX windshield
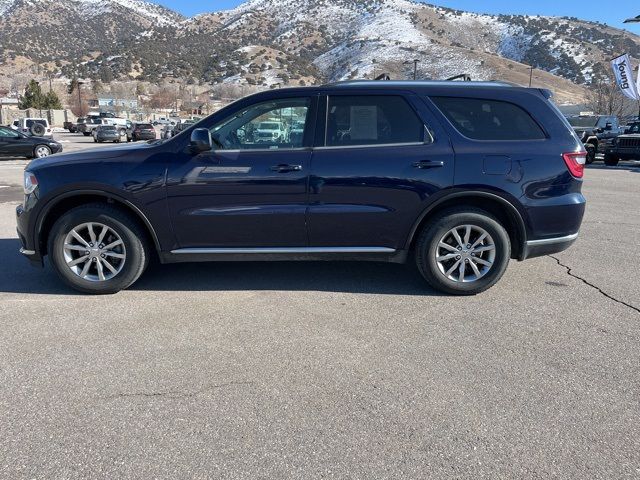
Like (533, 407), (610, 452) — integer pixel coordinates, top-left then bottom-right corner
(101, 126), (116, 131)
(137, 124), (153, 129)
(567, 116), (598, 128)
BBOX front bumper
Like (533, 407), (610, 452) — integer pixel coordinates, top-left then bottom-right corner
(16, 203), (44, 267)
(605, 146), (640, 160)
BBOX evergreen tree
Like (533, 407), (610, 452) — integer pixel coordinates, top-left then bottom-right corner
(19, 80), (45, 109)
(99, 66), (114, 84)
(44, 91), (63, 109)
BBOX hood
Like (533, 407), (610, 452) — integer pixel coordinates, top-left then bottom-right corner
(27, 141), (158, 171)
(572, 126), (595, 133)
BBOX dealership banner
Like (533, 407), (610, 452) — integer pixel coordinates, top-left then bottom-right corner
(611, 54), (639, 101)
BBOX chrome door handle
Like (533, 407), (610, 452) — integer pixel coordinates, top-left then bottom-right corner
(413, 160), (444, 169)
(270, 164), (302, 173)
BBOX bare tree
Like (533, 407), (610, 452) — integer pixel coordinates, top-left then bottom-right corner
(584, 76), (628, 116)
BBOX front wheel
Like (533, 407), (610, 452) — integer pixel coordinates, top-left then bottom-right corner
(48, 204), (149, 294)
(34, 145), (52, 158)
(415, 208), (511, 295)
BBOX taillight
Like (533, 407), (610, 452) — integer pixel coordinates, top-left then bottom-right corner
(562, 152), (586, 178)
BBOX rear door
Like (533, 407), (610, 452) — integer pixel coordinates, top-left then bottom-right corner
(308, 91), (454, 249)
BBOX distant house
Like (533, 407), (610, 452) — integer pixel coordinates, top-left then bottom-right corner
(0, 97), (20, 109)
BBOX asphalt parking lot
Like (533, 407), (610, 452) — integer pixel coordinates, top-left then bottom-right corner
(0, 140), (639, 478)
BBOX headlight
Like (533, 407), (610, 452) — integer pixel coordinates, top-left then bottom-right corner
(24, 171), (38, 195)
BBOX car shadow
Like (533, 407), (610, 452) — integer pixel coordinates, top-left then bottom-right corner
(587, 163), (640, 173)
(0, 238), (441, 297)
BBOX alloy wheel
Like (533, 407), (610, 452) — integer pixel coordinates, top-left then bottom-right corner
(62, 222), (127, 282)
(435, 225), (496, 283)
(35, 146), (51, 158)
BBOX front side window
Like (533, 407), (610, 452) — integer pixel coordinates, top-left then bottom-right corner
(431, 97), (546, 141)
(325, 95), (425, 147)
(210, 97), (310, 150)
(0, 127), (20, 138)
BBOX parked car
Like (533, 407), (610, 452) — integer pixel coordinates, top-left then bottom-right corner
(129, 123), (157, 141)
(604, 130), (640, 165)
(566, 114), (622, 164)
(153, 117), (173, 126)
(255, 121), (286, 142)
(16, 81), (586, 295)
(63, 121), (77, 133)
(92, 125), (123, 143)
(172, 120), (196, 136)
(0, 125), (62, 158)
(77, 117), (103, 136)
(11, 118), (53, 138)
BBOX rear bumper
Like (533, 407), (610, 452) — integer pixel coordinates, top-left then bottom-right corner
(521, 232), (578, 260)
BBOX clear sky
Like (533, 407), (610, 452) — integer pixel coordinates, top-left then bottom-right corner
(154, 0), (640, 33)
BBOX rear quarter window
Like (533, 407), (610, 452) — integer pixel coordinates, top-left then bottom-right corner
(430, 97), (546, 141)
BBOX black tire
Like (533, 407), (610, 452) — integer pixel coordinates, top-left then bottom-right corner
(604, 153), (619, 167)
(33, 145), (52, 158)
(585, 144), (596, 164)
(415, 208), (511, 295)
(83, 132), (91, 137)
(48, 203), (149, 294)
(30, 123), (46, 136)
(94, 138), (98, 143)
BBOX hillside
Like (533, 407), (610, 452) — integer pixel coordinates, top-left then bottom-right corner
(1, 0), (640, 103)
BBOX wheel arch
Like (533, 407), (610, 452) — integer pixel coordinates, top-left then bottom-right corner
(36, 190), (162, 258)
(405, 191), (528, 260)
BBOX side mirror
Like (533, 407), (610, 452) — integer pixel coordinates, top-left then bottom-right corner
(189, 128), (212, 154)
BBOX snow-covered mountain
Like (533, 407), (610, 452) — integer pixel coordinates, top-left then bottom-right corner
(1, 0), (639, 103)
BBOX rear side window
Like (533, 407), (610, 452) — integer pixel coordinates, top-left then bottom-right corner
(326, 95), (426, 147)
(431, 97), (546, 141)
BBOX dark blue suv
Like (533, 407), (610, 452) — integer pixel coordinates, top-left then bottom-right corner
(16, 81), (586, 295)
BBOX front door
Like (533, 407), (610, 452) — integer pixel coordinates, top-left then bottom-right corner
(166, 96), (316, 248)
(308, 93), (455, 250)
(0, 127), (29, 157)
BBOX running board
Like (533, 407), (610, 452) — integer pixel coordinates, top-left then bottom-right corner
(162, 246), (406, 264)
(170, 247), (396, 254)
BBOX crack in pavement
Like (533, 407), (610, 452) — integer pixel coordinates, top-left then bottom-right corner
(99, 381), (255, 401)
(549, 255), (640, 315)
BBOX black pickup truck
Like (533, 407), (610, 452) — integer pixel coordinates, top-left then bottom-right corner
(604, 122), (640, 166)
(566, 115), (623, 164)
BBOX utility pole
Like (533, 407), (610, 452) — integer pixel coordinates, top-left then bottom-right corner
(77, 81), (84, 117)
(528, 66), (534, 88)
(403, 59), (420, 80)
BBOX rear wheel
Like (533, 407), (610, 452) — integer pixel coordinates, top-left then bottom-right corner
(48, 204), (149, 294)
(415, 208), (511, 295)
(604, 153), (619, 166)
(83, 132), (91, 137)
